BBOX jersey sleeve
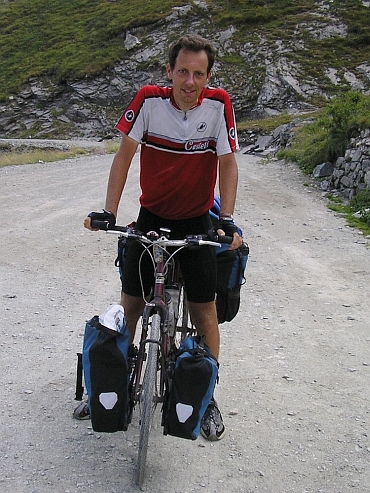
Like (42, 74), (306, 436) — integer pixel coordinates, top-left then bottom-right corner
(115, 86), (149, 143)
(217, 89), (239, 155)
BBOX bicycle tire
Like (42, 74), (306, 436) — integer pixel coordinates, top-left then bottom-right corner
(136, 313), (161, 487)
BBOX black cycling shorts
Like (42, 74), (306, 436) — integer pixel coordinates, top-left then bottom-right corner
(121, 207), (217, 303)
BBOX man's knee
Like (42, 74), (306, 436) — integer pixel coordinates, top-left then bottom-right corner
(188, 301), (217, 327)
(121, 293), (144, 341)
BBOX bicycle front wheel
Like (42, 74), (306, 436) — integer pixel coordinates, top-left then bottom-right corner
(136, 313), (161, 487)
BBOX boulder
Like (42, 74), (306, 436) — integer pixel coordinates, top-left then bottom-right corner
(313, 162), (335, 178)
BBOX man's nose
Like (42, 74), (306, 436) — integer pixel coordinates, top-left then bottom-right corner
(185, 73), (195, 84)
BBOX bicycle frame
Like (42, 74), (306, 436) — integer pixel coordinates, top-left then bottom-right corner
(90, 221), (224, 486)
(130, 239), (175, 410)
(126, 231), (192, 486)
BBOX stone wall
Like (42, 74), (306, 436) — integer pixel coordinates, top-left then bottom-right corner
(327, 129), (370, 199)
(253, 123), (370, 201)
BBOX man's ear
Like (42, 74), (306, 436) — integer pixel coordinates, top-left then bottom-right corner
(166, 63), (172, 80)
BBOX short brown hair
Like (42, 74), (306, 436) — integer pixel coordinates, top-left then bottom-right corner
(168, 34), (216, 74)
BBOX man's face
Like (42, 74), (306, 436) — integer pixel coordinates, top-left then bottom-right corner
(167, 48), (211, 112)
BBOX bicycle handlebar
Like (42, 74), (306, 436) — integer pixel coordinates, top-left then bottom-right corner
(90, 219), (233, 247)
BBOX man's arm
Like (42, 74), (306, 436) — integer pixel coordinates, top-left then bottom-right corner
(218, 152), (242, 249)
(104, 134), (139, 217)
(218, 152), (238, 218)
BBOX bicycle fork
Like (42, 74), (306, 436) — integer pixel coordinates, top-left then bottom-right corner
(130, 303), (169, 406)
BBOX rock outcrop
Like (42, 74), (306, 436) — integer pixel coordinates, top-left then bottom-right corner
(1, 3), (370, 140)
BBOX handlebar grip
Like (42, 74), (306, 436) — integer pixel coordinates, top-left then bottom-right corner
(214, 234), (233, 244)
(90, 219), (110, 231)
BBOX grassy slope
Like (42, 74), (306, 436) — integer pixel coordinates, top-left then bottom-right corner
(0, 0), (370, 101)
(0, 0), (187, 98)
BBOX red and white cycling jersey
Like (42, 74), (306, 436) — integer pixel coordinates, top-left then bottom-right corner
(116, 85), (238, 220)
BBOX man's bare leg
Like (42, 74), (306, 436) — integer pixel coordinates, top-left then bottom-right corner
(121, 292), (145, 343)
(122, 295), (220, 358)
(187, 300), (220, 360)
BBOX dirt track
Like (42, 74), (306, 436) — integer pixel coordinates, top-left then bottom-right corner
(1, 149), (370, 492)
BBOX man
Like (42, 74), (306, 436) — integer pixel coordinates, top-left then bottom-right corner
(81, 34), (241, 440)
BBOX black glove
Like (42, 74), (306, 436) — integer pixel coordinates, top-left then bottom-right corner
(88, 210), (116, 229)
(216, 217), (238, 237)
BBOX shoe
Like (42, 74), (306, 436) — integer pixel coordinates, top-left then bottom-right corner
(73, 400), (90, 420)
(200, 398), (225, 441)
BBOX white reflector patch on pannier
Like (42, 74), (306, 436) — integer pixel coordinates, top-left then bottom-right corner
(99, 392), (118, 410)
(176, 403), (193, 423)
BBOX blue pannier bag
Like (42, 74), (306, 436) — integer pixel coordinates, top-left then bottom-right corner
(82, 305), (130, 432)
(163, 336), (219, 440)
(114, 221), (136, 282)
(215, 242), (249, 323)
(209, 196), (249, 324)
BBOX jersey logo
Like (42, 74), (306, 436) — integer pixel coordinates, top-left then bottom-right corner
(185, 139), (210, 151)
(229, 127), (236, 140)
(125, 110), (135, 122)
(197, 122), (207, 132)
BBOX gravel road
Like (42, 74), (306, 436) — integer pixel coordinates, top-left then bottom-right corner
(1, 149), (370, 493)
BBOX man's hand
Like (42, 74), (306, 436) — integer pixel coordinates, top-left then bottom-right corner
(216, 218), (243, 250)
(83, 210), (116, 231)
(217, 229), (243, 250)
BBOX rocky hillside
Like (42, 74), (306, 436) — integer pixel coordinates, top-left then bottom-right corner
(1, 1), (370, 139)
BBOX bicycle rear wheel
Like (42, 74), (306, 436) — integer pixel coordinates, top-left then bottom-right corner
(136, 313), (161, 487)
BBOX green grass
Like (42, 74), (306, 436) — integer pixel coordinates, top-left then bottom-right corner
(209, 0), (316, 26)
(277, 91), (370, 174)
(238, 111), (318, 135)
(0, 146), (100, 167)
(0, 137), (120, 167)
(327, 197), (370, 238)
(0, 0), (187, 99)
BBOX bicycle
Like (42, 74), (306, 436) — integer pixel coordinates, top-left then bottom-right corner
(90, 218), (230, 486)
